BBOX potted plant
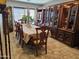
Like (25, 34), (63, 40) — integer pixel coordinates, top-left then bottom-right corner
(22, 15), (27, 23)
(22, 15), (33, 24)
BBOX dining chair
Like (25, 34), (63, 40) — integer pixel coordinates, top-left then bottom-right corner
(32, 26), (49, 56)
(15, 23), (24, 47)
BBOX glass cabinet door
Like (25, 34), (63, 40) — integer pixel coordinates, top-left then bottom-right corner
(67, 5), (77, 30)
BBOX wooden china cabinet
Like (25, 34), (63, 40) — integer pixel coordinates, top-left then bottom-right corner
(50, 5), (61, 38)
(57, 3), (79, 47)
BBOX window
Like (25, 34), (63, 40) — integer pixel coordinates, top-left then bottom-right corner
(25, 9), (28, 16)
(13, 8), (25, 22)
(29, 9), (35, 20)
(13, 8), (35, 23)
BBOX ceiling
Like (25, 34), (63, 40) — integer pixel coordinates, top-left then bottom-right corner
(15, 0), (53, 5)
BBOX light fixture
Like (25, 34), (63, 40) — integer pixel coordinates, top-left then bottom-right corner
(57, 5), (60, 9)
(64, 4), (70, 8)
(27, 0), (30, 1)
(74, 2), (78, 5)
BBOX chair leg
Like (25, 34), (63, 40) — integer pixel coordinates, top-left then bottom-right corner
(45, 44), (47, 54)
(35, 45), (38, 56)
(19, 38), (21, 44)
(21, 40), (24, 48)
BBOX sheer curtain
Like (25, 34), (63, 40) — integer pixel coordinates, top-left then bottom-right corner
(29, 9), (35, 20)
(13, 8), (25, 22)
(13, 8), (35, 23)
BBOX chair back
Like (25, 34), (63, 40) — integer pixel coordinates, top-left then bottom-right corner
(15, 22), (21, 32)
(35, 26), (49, 44)
(16, 22), (24, 40)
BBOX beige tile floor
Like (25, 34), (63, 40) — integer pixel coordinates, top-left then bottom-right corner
(10, 32), (79, 59)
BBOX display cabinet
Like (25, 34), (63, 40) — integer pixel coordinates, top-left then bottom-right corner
(57, 3), (79, 47)
(36, 2), (79, 47)
(50, 5), (61, 38)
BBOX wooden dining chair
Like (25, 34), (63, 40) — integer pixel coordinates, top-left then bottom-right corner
(15, 23), (24, 47)
(32, 26), (49, 56)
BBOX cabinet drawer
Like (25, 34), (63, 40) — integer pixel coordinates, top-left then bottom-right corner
(64, 32), (74, 46)
(57, 30), (64, 41)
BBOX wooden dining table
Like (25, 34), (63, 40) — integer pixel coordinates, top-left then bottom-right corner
(22, 24), (40, 44)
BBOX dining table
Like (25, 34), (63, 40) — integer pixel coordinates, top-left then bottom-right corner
(22, 24), (40, 44)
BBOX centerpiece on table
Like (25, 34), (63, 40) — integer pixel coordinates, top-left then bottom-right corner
(21, 15), (33, 27)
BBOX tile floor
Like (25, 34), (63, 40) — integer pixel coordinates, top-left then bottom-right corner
(9, 32), (79, 59)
